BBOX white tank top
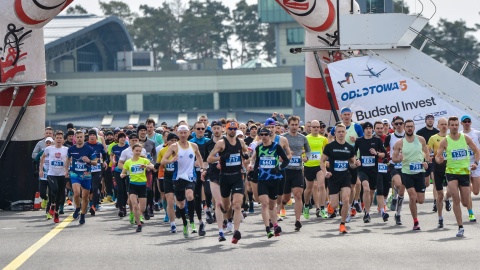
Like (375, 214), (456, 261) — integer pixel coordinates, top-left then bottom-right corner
(462, 129), (480, 162)
(174, 142), (196, 182)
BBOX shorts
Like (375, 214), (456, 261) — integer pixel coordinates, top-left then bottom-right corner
(433, 162), (447, 191)
(304, 166), (320, 181)
(257, 180), (279, 200)
(377, 172), (391, 197)
(425, 162), (434, 176)
(328, 173), (351, 195)
(283, 169), (304, 194)
(173, 179), (195, 201)
(446, 174), (470, 187)
(401, 172), (426, 193)
(349, 167), (358, 185)
(164, 173), (174, 194)
(158, 177), (165, 193)
(471, 163), (480, 178)
(129, 184), (147, 198)
(219, 172), (244, 198)
(70, 171), (92, 190)
(389, 165), (402, 178)
(277, 172), (285, 196)
(358, 170), (377, 190)
(247, 170), (257, 184)
(208, 171), (220, 184)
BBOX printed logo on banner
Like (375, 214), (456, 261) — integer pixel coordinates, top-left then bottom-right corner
(0, 23), (31, 83)
(340, 80), (408, 101)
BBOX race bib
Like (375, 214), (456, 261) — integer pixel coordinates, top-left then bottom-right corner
(394, 162), (402, 169)
(259, 156), (276, 169)
(165, 163), (175, 172)
(468, 148), (474, 157)
(50, 160), (64, 167)
(91, 163), (102, 172)
(290, 156), (301, 167)
(442, 151), (447, 158)
(131, 165), (145, 175)
(75, 161), (87, 172)
(226, 153), (241, 166)
(378, 164), (387, 173)
(452, 149), (468, 160)
(409, 162), (423, 173)
(334, 160), (348, 172)
(310, 152), (321, 161)
(361, 156), (375, 167)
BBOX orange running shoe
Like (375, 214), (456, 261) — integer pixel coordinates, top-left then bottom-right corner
(350, 208), (357, 217)
(327, 203), (334, 215)
(67, 199), (72, 206)
(280, 209), (287, 217)
(339, 223), (347, 233)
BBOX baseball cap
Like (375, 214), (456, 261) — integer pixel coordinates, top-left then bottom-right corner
(340, 107), (352, 114)
(461, 115), (471, 122)
(425, 113), (434, 120)
(381, 119), (390, 125)
(236, 130), (244, 137)
(258, 127), (271, 135)
(226, 121), (239, 129)
(45, 137), (54, 143)
(167, 133), (179, 141)
(177, 125), (189, 132)
(129, 133), (139, 140)
(155, 126), (164, 132)
(265, 118), (276, 126)
(105, 130), (114, 136)
(211, 120), (222, 127)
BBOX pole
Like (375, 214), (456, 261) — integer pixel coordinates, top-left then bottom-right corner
(313, 51), (340, 122)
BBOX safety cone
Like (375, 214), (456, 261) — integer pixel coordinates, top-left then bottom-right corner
(33, 192), (41, 210)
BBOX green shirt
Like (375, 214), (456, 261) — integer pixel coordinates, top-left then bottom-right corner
(401, 135), (425, 175)
(446, 133), (470, 175)
(123, 157), (150, 185)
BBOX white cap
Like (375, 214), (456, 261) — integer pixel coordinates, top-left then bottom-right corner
(177, 125), (189, 132)
(236, 130), (244, 137)
(381, 119), (390, 124)
(45, 137), (54, 143)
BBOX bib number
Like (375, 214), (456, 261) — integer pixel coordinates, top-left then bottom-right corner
(378, 164), (387, 173)
(334, 160), (348, 172)
(394, 162), (402, 169)
(260, 156), (276, 169)
(468, 148), (474, 157)
(290, 156), (301, 167)
(75, 161), (87, 172)
(409, 162), (423, 173)
(452, 149), (468, 160)
(50, 160), (64, 167)
(166, 163), (175, 172)
(226, 153), (241, 166)
(310, 152), (320, 161)
(91, 163), (102, 172)
(131, 165), (145, 175)
(361, 156), (375, 167)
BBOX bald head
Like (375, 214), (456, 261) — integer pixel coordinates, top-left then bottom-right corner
(310, 120), (320, 135)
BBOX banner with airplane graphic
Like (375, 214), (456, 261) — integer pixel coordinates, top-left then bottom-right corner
(328, 56), (477, 128)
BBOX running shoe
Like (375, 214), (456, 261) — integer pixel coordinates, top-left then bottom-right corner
(242, 210), (247, 219)
(437, 219), (444, 229)
(73, 208), (80, 219)
(54, 213), (59, 223)
(143, 211), (150, 221)
(363, 213), (371, 223)
(226, 222), (233, 233)
(231, 230), (241, 244)
(154, 203), (161, 212)
(118, 209), (125, 217)
(327, 203), (335, 215)
(67, 199), (72, 206)
(390, 198), (397, 211)
(303, 205), (310, 219)
(46, 212), (52, 219)
(339, 223), (347, 234)
(329, 210), (337, 219)
(79, 214), (85, 225)
(190, 222), (197, 233)
(386, 196), (392, 209)
(267, 231), (274, 239)
(469, 214), (476, 222)
(41, 199), (47, 209)
(136, 225), (142, 232)
(456, 227), (465, 237)
(445, 199), (452, 211)
(89, 205), (96, 216)
(315, 208), (321, 218)
(432, 202), (437, 212)
(269, 220), (273, 228)
(205, 210), (214, 224)
(320, 209), (328, 219)
(346, 213), (352, 223)
(294, 220), (302, 231)
(170, 224), (177, 233)
(280, 209), (287, 217)
(48, 205), (55, 216)
(183, 225), (189, 238)
(274, 225), (282, 237)
(163, 214), (169, 222)
(249, 203), (254, 213)
(350, 208), (357, 217)
(277, 215), (283, 222)
(59, 205), (64, 215)
(394, 214), (402, 225)
(287, 199), (293, 206)
(148, 206), (154, 217)
(129, 212), (135, 224)
(219, 231), (226, 242)
(199, 222), (206, 236)
(354, 202), (362, 213)
(382, 212), (389, 222)
(412, 222), (420, 231)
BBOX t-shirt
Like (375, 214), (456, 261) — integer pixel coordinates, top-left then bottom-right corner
(44, 145), (69, 176)
(323, 140), (355, 177)
(67, 144), (96, 174)
(304, 134), (328, 167)
(120, 147), (147, 162)
(86, 142), (107, 173)
(329, 123), (364, 145)
(111, 144), (129, 172)
(354, 136), (386, 172)
(416, 126), (439, 146)
(147, 133), (164, 148)
(123, 157), (150, 185)
(428, 134), (446, 157)
(140, 138), (157, 162)
(462, 129), (480, 162)
(282, 132), (311, 170)
(244, 136), (254, 146)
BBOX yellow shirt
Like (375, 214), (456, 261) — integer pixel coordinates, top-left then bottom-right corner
(123, 157), (150, 185)
(304, 134), (328, 167)
(428, 134), (445, 157)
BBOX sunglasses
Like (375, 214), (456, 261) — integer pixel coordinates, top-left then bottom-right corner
(463, 120), (471, 123)
(259, 133), (270, 136)
(228, 128), (237, 131)
(394, 122), (404, 126)
(196, 128), (205, 130)
(311, 126), (320, 128)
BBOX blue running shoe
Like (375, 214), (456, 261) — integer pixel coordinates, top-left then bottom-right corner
(73, 208), (80, 219)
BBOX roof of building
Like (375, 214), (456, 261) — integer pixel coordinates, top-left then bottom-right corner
(236, 58), (276, 69)
(44, 14), (134, 51)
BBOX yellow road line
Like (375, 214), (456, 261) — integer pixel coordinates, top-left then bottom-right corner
(3, 214), (74, 270)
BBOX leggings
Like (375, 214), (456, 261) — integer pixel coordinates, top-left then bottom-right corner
(114, 171), (128, 208)
(194, 173), (212, 220)
(90, 171), (102, 206)
(46, 175), (66, 211)
(39, 180), (48, 200)
(104, 167), (114, 196)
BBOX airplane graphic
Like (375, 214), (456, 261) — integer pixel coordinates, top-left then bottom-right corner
(358, 65), (387, 78)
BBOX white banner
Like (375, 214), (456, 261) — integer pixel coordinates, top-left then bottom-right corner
(328, 56), (479, 129)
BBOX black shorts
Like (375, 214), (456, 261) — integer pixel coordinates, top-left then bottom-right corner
(247, 170), (257, 184)
(401, 172), (426, 193)
(158, 177), (165, 193)
(446, 174), (470, 187)
(377, 172), (391, 197)
(277, 172), (285, 196)
(349, 167), (358, 185)
(425, 162), (434, 176)
(219, 173), (244, 198)
(389, 165), (402, 178)
(434, 162), (447, 191)
(173, 179), (195, 201)
(304, 166), (320, 181)
(284, 169), (304, 193)
(358, 169), (377, 190)
(164, 173), (174, 194)
(258, 180), (279, 200)
(128, 184), (147, 198)
(328, 173), (351, 195)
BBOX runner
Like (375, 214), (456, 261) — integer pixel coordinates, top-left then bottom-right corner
(373, 121), (391, 217)
(65, 130), (98, 225)
(161, 125), (204, 238)
(206, 120), (249, 244)
(138, 124), (157, 219)
(146, 118), (164, 147)
(436, 116), (480, 236)
(321, 123), (357, 233)
(392, 119), (429, 230)
(37, 137), (53, 217)
(110, 132), (129, 217)
(427, 117), (452, 228)
(354, 122), (387, 223)
(120, 143), (155, 232)
(249, 127), (289, 238)
(86, 129), (107, 216)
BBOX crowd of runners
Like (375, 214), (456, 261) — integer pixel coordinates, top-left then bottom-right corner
(32, 108), (480, 242)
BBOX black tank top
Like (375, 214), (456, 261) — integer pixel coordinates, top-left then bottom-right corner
(220, 137), (243, 174)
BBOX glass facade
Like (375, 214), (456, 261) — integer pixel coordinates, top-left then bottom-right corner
(220, 91), (291, 109)
(143, 93), (214, 111)
(77, 43), (103, 72)
(258, 0), (295, 23)
(287, 28), (305, 45)
(55, 95), (126, 113)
